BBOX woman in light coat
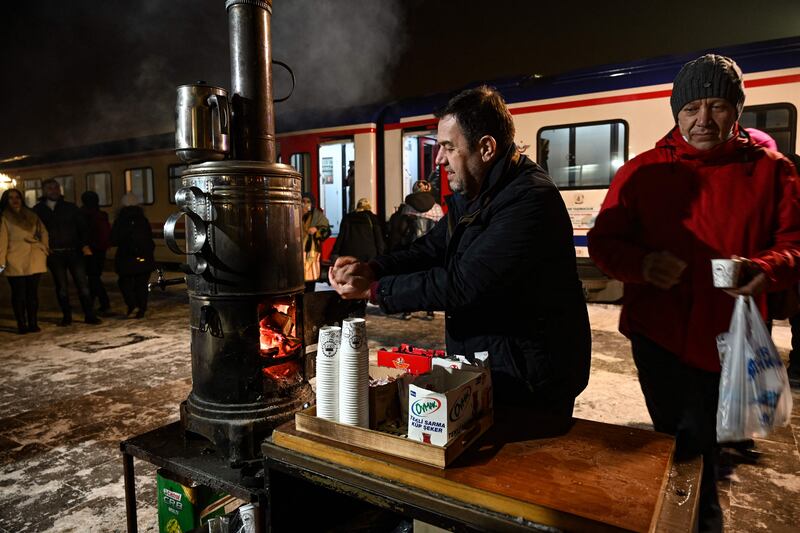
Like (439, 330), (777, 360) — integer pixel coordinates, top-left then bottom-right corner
(0, 189), (49, 333)
(302, 193), (331, 292)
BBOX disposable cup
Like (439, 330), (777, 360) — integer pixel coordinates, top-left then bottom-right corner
(318, 326), (341, 359)
(711, 258), (742, 288)
(315, 326), (341, 421)
(342, 318), (367, 351)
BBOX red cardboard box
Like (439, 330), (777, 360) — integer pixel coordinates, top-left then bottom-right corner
(376, 344), (445, 375)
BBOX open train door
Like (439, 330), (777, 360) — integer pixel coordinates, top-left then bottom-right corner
(318, 139), (354, 260)
(401, 128), (448, 212)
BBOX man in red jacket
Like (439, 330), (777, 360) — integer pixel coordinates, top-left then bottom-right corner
(588, 55), (800, 533)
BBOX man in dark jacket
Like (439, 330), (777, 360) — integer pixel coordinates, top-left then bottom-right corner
(33, 179), (100, 326)
(387, 180), (445, 254)
(386, 180), (444, 320)
(330, 86), (591, 429)
(80, 190), (111, 314)
(331, 198), (385, 263)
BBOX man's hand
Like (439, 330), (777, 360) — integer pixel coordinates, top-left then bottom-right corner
(723, 257), (768, 297)
(307, 226), (318, 235)
(329, 256), (375, 300)
(642, 251), (687, 290)
(81, 245), (93, 256)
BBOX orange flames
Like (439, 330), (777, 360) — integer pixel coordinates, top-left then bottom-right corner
(259, 300), (301, 360)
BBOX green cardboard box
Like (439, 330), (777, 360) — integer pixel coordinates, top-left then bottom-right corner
(157, 469), (247, 533)
(157, 469), (201, 533)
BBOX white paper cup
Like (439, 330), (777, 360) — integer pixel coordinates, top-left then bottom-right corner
(318, 326), (341, 358)
(342, 318), (367, 351)
(315, 326), (341, 421)
(711, 258), (742, 288)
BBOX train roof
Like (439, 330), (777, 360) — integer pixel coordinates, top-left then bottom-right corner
(3, 36), (797, 168)
(380, 36), (800, 123)
(0, 133), (174, 171)
(275, 102), (384, 135)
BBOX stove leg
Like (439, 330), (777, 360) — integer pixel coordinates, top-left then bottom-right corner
(123, 452), (138, 533)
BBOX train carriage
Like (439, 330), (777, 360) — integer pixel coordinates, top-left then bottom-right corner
(2, 37), (798, 300)
(379, 36), (800, 300)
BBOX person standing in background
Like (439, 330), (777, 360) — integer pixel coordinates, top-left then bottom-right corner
(33, 178), (100, 326)
(0, 189), (49, 333)
(331, 198), (385, 263)
(80, 191), (111, 315)
(111, 193), (156, 319)
(781, 152), (800, 382)
(387, 179), (444, 320)
(345, 161), (355, 213)
(302, 193), (331, 292)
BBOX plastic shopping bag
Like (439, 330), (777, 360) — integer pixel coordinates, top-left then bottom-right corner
(716, 295), (793, 442)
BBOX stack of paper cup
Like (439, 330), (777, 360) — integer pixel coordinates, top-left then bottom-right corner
(315, 325), (341, 421)
(338, 317), (370, 427)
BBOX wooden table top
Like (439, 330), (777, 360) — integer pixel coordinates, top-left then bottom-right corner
(270, 416), (678, 532)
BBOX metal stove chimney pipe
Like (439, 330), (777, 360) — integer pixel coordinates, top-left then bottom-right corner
(226, 0), (276, 162)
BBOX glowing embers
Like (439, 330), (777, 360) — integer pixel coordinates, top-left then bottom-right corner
(263, 360), (304, 388)
(258, 298), (301, 361)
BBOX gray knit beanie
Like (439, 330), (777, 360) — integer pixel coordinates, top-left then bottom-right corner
(670, 54), (745, 121)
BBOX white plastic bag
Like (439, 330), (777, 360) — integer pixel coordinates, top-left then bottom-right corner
(716, 295), (793, 442)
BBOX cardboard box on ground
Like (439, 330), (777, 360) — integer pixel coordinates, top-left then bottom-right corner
(157, 469), (248, 533)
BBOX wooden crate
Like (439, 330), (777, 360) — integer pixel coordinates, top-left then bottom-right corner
(292, 406), (493, 468)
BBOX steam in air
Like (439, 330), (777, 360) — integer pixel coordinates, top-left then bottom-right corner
(1, 0), (405, 157)
(272, 0), (407, 129)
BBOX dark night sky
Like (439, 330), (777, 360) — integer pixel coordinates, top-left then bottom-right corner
(2, 0), (799, 160)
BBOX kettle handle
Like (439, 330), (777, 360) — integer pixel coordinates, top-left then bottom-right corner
(272, 60), (295, 103)
(207, 94), (230, 151)
(164, 186), (209, 257)
(164, 210), (207, 256)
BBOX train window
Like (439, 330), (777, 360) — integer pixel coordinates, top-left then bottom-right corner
(124, 167), (155, 205)
(52, 175), (75, 202)
(23, 179), (41, 208)
(168, 164), (187, 204)
(318, 141), (355, 235)
(537, 120), (628, 189)
(85, 172), (113, 207)
(289, 153), (311, 193)
(740, 103), (796, 154)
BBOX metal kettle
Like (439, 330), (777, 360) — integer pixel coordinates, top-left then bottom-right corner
(175, 83), (230, 163)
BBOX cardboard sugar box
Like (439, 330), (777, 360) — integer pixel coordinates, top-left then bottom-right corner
(407, 364), (492, 446)
(369, 364), (408, 429)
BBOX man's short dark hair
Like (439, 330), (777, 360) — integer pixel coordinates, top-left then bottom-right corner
(435, 85), (515, 152)
(42, 178), (59, 188)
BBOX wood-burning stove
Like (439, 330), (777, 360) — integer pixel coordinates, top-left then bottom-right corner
(164, 0), (359, 465)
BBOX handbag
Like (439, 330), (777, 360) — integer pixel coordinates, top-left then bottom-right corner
(716, 295), (793, 442)
(304, 249), (320, 282)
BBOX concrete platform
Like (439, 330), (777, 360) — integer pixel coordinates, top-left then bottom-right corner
(0, 276), (797, 532)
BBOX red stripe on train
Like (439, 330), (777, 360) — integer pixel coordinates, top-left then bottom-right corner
(278, 126), (376, 139)
(384, 73), (800, 130)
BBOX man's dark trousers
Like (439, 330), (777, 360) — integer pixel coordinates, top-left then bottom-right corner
(47, 250), (97, 323)
(84, 251), (110, 311)
(630, 333), (722, 533)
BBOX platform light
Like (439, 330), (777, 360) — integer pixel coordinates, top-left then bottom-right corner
(0, 173), (17, 192)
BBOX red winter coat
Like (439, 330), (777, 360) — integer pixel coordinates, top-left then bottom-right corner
(588, 126), (800, 372)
